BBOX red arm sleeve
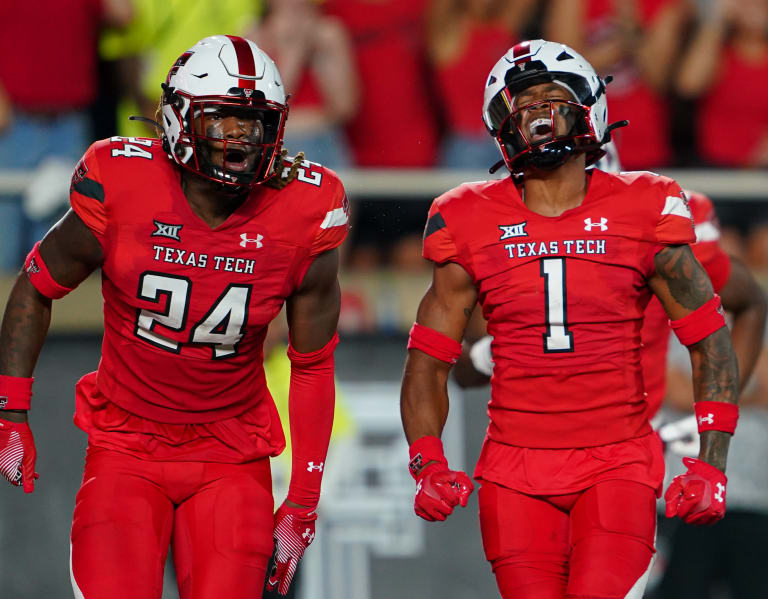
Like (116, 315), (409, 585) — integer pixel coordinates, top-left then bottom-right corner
(69, 145), (107, 246)
(422, 201), (460, 263)
(688, 190), (732, 292)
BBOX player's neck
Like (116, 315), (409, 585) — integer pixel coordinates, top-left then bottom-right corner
(520, 157), (588, 217)
(182, 173), (250, 228)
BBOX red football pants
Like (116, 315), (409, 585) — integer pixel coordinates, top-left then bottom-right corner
(70, 446), (275, 599)
(479, 479), (656, 599)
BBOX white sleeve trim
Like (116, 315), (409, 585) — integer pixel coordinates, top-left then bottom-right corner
(320, 207), (348, 229)
(662, 195), (692, 219)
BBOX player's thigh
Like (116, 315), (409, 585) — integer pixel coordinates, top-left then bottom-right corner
(568, 479), (656, 599)
(478, 481), (570, 599)
(172, 459), (274, 599)
(70, 447), (174, 599)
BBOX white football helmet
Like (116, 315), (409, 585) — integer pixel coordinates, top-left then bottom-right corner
(160, 35), (288, 188)
(482, 39), (623, 172)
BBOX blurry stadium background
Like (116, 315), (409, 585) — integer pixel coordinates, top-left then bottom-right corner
(2, 1), (768, 598)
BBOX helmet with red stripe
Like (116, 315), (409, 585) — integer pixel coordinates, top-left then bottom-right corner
(482, 39), (624, 172)
(160, 35), (288, 189)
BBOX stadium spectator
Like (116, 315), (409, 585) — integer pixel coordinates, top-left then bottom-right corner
(544, 0), (689, 170)
(676, 0), (768, 167)
(0, 36), (348, 598)
(0, 0), (133, 272)
(325, 0), (439, 167)
(427, 0), (538, 169)
(246, 0), (359, 169)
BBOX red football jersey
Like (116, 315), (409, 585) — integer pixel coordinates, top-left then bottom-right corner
(423, 170), (695, 449)
(641, 190), (731, 418)
(69, 137), (348, 428)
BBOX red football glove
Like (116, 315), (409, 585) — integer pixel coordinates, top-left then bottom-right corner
(664, 457), (727, 525)
(414, 462), (474, 522)
(0, 419), (38, 493)
(266, 502), (317, 595)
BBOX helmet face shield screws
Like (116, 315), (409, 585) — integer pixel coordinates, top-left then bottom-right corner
(161, 35), (288, 189)
(482, 40), (618, 172)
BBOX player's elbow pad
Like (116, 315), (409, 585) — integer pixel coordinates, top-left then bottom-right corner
(669, 295), (726, 346)
(286, 333), (339, 507)
(24, 242), (74, 299)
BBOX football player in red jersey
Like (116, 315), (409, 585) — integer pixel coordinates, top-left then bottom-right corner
(401, 40), (740, 599)
(0, 35), (348, 599)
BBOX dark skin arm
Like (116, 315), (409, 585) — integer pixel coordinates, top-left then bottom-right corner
(0, 210), (103, 423)
(401, 262), (478, 444)
(284, 248), (342, 508)
(648, 245), (739, 472)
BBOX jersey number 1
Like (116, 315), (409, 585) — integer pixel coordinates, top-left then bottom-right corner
(540, 258), (574, 353)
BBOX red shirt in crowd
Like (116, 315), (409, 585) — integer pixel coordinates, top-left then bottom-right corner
(325, 0), (438, 167)
(0, 0), (103, 111)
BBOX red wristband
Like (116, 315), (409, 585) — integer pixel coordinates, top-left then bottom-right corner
(408, 435), (448, 479)
(24, 242), (74, 300)
(0, 375), (34, 410)
(694, 401), (738, 434)
(407, 323), (462, 364)
(669, 295), (726, 346)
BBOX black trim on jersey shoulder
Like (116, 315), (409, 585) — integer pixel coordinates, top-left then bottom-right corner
(424, 212), (447, 238)
(73, 178), (105, 203)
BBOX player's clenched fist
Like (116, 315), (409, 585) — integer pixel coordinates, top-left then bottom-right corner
(665, 457), (727, 525)
(414, 462), (474, 522)
(267, 502), (317, 595)
(0, 419), (38, 493)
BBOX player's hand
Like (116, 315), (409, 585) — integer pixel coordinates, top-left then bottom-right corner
(266, 502), (317, 595)
(664, 457), (726, 525)
(414, 462), (474, 522)
(0, 419), (39, 493)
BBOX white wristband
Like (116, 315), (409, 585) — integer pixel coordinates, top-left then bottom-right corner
(469, 336), (494, 377)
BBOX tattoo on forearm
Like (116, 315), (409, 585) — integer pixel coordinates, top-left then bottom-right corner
(0, 282), (51, 376)
(654, 245), (712, 309)
(699, 430), (731, 472)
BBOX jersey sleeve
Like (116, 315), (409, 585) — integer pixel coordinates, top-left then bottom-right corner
(422, 201), (459, 263)
(310, 172), (349, 256)
(654, 180), (696, 245)
(688, 191), (732, 292)
(69, 143), (107, 244)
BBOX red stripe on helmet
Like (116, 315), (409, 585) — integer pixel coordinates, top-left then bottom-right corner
(226, 35), (256, 89)
(511, 41), (532, 64)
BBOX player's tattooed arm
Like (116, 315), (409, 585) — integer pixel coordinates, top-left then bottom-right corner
(649, 244), (739, 471)
(401, 261), (478, 443)
(0, 210), (103, 422)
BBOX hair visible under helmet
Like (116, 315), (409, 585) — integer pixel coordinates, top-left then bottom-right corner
(482, 39), (627, 173)
(160, 35), (292, 190)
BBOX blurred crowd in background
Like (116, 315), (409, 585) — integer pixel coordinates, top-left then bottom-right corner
(2, 0), (768, 279)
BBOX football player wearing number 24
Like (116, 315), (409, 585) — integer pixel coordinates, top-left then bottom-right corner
(0, 35), (349, 598)
(401, 40), (739, 599)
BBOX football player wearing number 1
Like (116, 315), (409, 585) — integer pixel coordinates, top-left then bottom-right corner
(401, 40), (739, 598)
(0, 35), (348, 598)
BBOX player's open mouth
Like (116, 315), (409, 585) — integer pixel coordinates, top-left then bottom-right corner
(224, 148), (249, 171)
(528, 118), (554, 142)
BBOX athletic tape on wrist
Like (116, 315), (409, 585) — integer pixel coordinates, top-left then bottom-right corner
(694, 401), (738, 434)
(408, 435), (448, 479)
(669, 294), (726, 346)
(24, 242), (74, 300)
(0, 375), (34, 410)
(407, 323), (462, 364)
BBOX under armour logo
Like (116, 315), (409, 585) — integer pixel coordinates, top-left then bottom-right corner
(25, 258), (40, 274)
(584, 217), (608, 231)
(699, 414), (714, 426)
(152, 220), (183, 241)
(715, 482), (725, 502)
(499, 222), (528, 240)
(243, 88), (253, 98)
(307, 461), (324, 472)
(302, 528), (315, 543)
(240, 233), (263, 248)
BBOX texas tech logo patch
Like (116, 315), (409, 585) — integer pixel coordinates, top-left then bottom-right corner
(71, 158), (89, 187)
(151, 220), (183, 242)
